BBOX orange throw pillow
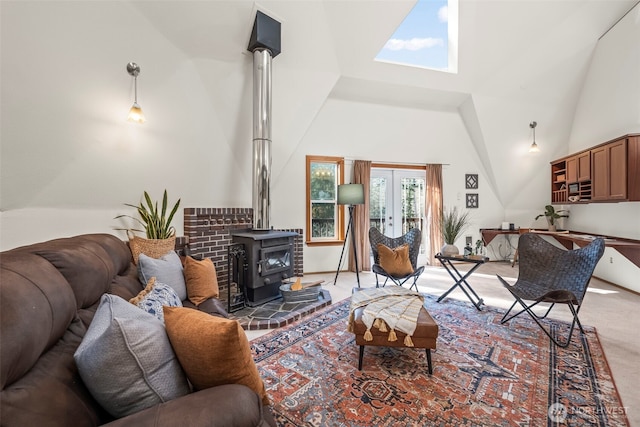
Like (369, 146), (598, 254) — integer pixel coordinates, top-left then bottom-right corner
(377, 243), (414, 277)
(184, 256), (219, 305)
(163, 306), (269, 406)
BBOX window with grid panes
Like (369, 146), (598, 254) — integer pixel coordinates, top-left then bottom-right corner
(306, 156), (344, 245)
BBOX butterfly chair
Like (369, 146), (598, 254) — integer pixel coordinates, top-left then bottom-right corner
(369, 227), (425, 291)
(497, 233), (605, 348)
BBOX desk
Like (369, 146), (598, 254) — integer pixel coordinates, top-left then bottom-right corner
(480, 228), (640, 268)
(435, 253), (489, 311)
(479, 229), (520, 262)
(480, 229), (520, 246)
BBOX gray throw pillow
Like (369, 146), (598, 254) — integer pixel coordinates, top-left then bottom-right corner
(137, 251), (187, 301)
(74, 294), (190, 418)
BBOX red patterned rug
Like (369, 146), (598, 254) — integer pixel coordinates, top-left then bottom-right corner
(251, 295), (629, 426)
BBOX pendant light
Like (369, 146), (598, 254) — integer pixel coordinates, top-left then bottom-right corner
(126, 62), (145, 124)
(529, 121), (540, 152)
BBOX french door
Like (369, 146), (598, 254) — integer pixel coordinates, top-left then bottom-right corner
(370, 169), (426, 262)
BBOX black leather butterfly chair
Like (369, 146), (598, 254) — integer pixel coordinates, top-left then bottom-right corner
(369, 227), (425, 291)
(497, 233), (605, 348)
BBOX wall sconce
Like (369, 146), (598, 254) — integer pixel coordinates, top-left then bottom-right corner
(126, 62), (145, 124)
(529, 121), (540, 152)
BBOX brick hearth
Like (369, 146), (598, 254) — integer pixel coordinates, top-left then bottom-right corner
(229, 289), (332, 330)
(181, 207), (304, 308)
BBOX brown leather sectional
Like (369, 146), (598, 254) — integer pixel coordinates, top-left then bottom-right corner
(0, 233), (275, 427)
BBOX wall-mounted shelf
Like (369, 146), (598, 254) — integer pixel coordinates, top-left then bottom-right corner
(550, 134), (640, 204)
(551, 162), (567, 203)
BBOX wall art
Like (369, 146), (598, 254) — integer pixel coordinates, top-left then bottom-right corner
(466, 193), (479, 208)
(465, 174), (478, 189)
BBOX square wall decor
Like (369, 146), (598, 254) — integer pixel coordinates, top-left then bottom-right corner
(465, 174), (478, 189)
(466, 193), (479, 208)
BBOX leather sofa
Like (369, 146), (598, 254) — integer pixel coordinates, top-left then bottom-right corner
(0, 233), (275, 427)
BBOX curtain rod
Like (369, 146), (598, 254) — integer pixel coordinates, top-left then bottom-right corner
(344, 158), (450, 167)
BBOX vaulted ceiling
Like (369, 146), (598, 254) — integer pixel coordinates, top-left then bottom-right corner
(127, 0), (637, 207)
(1, 0), (637, 215)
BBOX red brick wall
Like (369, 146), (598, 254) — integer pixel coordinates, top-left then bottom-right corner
(182, 207), (303, 304)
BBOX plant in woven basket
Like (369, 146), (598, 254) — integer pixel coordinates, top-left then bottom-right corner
(440, 206), (471, 256)
(116, 190), (181, 239)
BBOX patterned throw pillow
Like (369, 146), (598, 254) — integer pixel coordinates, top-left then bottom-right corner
(74, 295), (190, 418)
(378, 243), (414, 277)
(163, 306), (269, 406)
(137, 251), (187, 301)
(130, 277), (182, 323)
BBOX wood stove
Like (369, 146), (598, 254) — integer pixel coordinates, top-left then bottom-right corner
(231, 229), (297, 306)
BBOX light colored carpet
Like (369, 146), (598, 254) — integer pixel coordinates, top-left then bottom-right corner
(245, 261), (640, 426)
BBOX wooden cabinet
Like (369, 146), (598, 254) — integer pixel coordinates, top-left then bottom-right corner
(550, 134), (639, 204)
(577, 152), (591, 181)
(608, 139), (627, 199)
(566, 157), (577, 183)
(567, 152), (591, 184)
(628, 136), (640, 200)
(592, 139), (627, 201)
(591, 146), (608, 200)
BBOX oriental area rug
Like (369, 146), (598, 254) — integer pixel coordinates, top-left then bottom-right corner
(250, 295), (629, 427)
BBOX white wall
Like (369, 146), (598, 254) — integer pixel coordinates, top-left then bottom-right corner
(566, 3), (640, 292)
(482, 3), (640, 292)
(0, 2), (254, 249)
(568, 3), (640, 240)
(281, 98), (504, 272)
(570, 3), (640, 147)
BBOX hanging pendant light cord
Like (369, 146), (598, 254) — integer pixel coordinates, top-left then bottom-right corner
(134, 74), (138, 104)
(530, 121), (537, 143)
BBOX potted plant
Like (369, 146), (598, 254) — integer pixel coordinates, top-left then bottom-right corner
(115, 190), (181, 263)
(474, 239), (484, 256)
(440, 206), (472, 256)
(535, 204), (568, 232)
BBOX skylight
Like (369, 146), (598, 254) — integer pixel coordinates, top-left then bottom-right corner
(375, 0), (458, 73)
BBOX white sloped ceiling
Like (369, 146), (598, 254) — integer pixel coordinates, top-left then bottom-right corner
(1, 0), (636, 214)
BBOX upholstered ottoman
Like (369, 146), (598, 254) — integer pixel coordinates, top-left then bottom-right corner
(350, 291), (439, 374)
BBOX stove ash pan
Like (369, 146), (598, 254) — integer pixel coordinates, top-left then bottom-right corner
(231, 229), (298, 306)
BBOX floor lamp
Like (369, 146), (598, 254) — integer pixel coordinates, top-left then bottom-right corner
(333, 183), (364, 288)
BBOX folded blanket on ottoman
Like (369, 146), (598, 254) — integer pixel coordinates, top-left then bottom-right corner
(347, 287), (424, 347)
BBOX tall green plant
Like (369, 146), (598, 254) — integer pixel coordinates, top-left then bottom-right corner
(115, 190), (181, 239)
(441, 206), (471, 244)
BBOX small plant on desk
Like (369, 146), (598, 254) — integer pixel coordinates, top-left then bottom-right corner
(475, 239), (484, 255)
(535, 205), (569, 232)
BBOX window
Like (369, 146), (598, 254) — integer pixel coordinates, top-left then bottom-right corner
(375, 0), (458, 73)
(306, 156), (345, 245)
